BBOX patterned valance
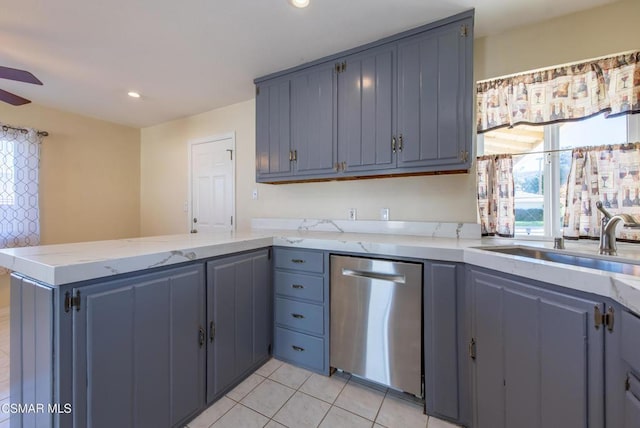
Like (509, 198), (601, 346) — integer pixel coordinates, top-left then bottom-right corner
(477, 51), (640, 133)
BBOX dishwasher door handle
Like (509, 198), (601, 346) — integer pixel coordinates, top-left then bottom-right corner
(341, 268), (406, 284)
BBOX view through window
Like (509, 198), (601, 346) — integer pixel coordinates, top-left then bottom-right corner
(480, 114), (629, 237)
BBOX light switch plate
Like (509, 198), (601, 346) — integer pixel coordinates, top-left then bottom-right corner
(380, 208), (390, 221)
(348, 208), (357, 221)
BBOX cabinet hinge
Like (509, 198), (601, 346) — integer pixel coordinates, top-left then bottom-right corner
(334, 63), (340, 74)
(469, 337), (476, 360)
(341, 61), (347, 73)
(199, 326), (205, 348)
(460, 24), (469, 37)
(64, 290), (80, 313)
(209, 321), (215, 343)
(256, 86), (260, 96)
(594, 306), (615, 331)
(459, 150), (469, 163)
(231, 216), (233, 226)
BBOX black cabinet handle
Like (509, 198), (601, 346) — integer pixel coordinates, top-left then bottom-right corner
(292, 284), (304, 289)
(291, 259), (305, 264)
(292, 345), (305, 352)
(291, 313), (305, 319)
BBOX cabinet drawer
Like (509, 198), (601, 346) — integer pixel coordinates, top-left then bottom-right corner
(274, 327), (324, 372)
(274, 248), (324, 273)
(275, 271), (324, 302)
(622, 310), (640, 373)
(275, 297), (324, 335)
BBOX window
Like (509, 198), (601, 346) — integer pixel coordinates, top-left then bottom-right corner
(478, 113), (639, 238)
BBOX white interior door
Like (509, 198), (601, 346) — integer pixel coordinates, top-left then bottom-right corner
(189, 136), (235, 233)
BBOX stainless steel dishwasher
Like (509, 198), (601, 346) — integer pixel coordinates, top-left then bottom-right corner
(330, 255), (422, 397)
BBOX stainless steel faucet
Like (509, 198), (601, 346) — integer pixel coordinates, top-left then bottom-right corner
(595, 201), (640, 256)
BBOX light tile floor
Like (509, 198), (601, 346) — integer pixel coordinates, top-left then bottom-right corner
(188, 358), (462, 428)
(0, 307), (461, 428)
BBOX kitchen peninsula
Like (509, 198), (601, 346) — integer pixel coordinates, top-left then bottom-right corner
(2, 219), (640, 428)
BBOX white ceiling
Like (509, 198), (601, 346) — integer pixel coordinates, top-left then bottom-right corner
(0, 0), (618, 128)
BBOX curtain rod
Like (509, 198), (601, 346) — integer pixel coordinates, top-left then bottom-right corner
(1, 125), (49, 137)
(489, 142), (640, 158)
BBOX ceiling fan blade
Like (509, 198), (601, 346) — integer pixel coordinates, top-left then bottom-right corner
(0, 66), (42, 85)
(0, 88), (31, 106)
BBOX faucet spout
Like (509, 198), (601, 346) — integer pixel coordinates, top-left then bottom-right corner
(595, 201), (640, 256)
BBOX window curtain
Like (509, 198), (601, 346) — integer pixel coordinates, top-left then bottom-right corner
(477, 155), (515, 237)
(477, 51), (640, 133)
(0, 125), (41, 251)
(563, 143), (640, 241)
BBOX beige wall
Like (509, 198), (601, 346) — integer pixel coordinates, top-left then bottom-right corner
(140, 0), (640, 235)
(0, 103), (141, 244)
(475, 0), (640, 81)
(140, 99), (477, 235)
(0, 103), (140, 305)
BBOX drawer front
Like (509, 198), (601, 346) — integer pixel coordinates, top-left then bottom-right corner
(274, 327), (324, 372)
(275, 271), (324, 302)
(275, 297), (324, 335)
(274, 248), (324, 273)
(622, 310), (640, 373)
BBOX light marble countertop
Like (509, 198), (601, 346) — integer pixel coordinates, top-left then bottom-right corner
(1, 225), (640, 314)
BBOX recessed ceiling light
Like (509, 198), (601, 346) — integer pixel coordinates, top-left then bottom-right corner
(127, 91), (141, 98)
(289, 0), (309, 8)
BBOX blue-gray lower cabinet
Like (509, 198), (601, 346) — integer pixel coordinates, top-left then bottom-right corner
(618, 309), (640, 428)
(423, 261), (469, 427)
(467, 267), (605, 428)
(272, 247), (329, 374)
(71, 264), (206, 428)
(206, 249), (273, 403)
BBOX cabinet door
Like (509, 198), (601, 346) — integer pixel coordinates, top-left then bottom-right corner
(291, 63), (337, 177)
(256, 78), (292, 180)
(397, 18), (472, 170)
(206, 249), (272, 403)
(469, 268), (604, 428)
(337, 45), (395, 173)
(424, 262), (462, 422)
(72, 265), (205, 428)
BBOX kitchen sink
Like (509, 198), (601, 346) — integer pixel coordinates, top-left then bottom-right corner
(477, 245), (640, 277)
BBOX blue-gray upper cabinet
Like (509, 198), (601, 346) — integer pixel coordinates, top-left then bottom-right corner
(336, 44), (395, 174)
(291, 63), (338, 178)
(255, 11), (474, 183)
(397, 17), (472, 171)
(72, 264), (206, 428)
(467, 267), (604, 428)
(206, 249), (273, 403)
(256, 77), (293, 180)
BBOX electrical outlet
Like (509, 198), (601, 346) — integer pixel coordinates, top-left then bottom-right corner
(252, 188), (258, 200)
(348, 208), (357, 221)
(380, 208), (390, 221)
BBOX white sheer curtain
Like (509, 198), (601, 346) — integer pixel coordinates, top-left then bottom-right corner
(0, 125), (41, 251)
